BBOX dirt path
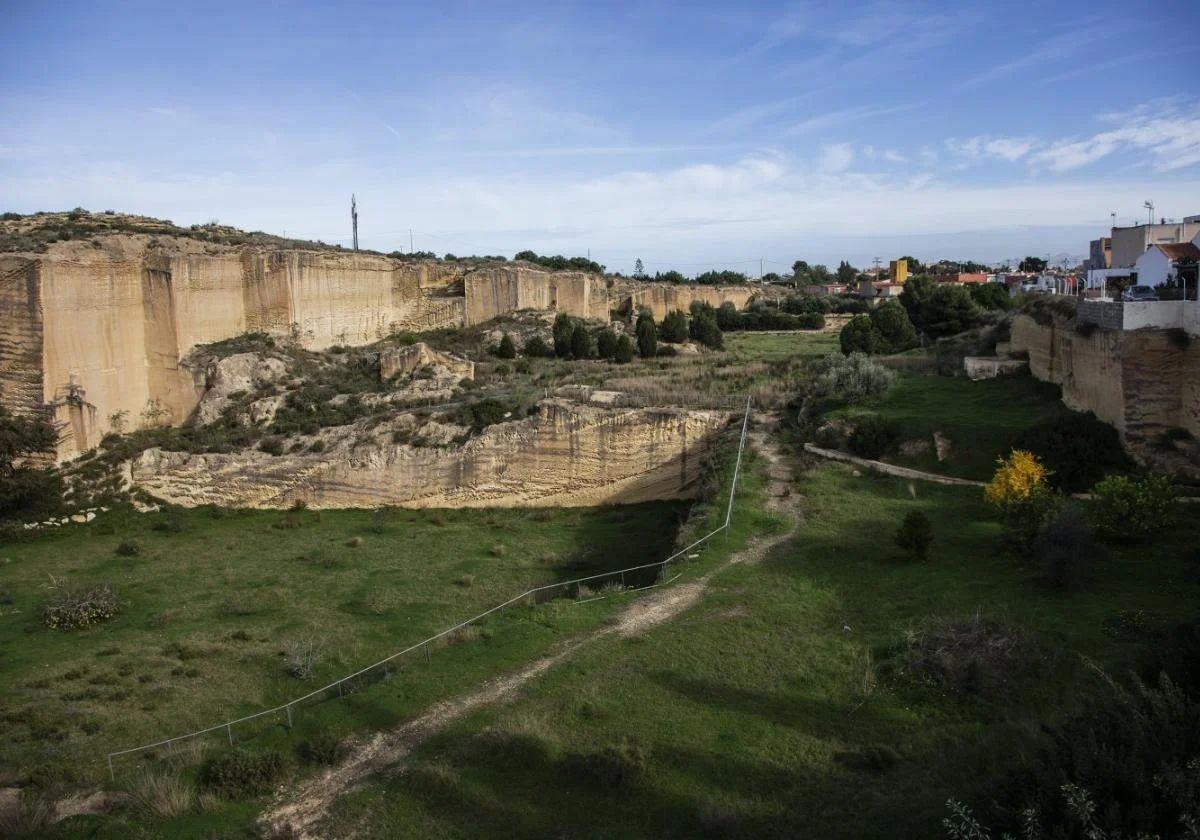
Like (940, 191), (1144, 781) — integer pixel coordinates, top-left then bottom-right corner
(261, 413), (802, 839)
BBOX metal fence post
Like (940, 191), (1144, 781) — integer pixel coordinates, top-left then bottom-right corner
(227, 725), (233, 746)
(107, 754), (114, 782)
(285, 704), (293, 729)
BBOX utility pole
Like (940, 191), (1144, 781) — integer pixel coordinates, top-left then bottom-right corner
(351, 195), (359, 251)
(759, 257), (764, 280)
(409, 229), (413, 253)
(872, 256), (882, 278)
(1144, 200), (1155, 227)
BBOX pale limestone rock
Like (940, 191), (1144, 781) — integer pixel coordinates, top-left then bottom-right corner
(379, 343), (473, 383)
(248, 394), (286, 425)
(194, 354), (289, 426)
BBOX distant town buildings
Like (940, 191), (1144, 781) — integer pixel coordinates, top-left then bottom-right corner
(888, 258), (908, 285)
(1085, 213), (1200, 295)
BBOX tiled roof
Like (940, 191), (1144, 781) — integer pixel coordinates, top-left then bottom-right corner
(1156, 242), (1200, 261)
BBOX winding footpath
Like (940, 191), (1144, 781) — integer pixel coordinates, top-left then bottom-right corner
(260, 412), (802, 838)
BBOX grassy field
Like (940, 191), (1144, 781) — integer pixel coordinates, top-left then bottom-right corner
(830, 373), (1074, 481)
(724, 330), (840, 363)
(313, 463), (1199, 839)
(0, 501), (691, 784)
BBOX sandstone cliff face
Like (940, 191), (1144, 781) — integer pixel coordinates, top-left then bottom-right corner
(130, 400), (729, 509)
(2, 235), (762, 460)
(1010, 313), (1199, 441)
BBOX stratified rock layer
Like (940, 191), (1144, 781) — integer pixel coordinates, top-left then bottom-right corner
(130, 401), (729, 509)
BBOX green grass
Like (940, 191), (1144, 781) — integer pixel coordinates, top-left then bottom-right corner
(831, 373), (1073, 481)
(0, 502), (689, 785)
(725, 329), (840, 363)
(308, 463), (1199, 839)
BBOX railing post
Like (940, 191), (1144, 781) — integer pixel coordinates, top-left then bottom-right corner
(227, 724), (233, 746)
(107, 754), (114, 782)
(285, 704), (293, 729)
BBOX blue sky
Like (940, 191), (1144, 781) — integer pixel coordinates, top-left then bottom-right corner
(3, 0), (1199, 273)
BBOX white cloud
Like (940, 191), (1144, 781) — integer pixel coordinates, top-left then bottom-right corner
(1030, 106), (1200, 172)
(946, 135), (1035, 162)
(784, 102), (918, 135)
(818, 143), (854, 173)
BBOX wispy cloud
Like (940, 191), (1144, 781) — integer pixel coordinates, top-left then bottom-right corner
(707, 93), (820, 134)
(1030, 102), (1200, 172)
(956, 23), (1108, 90)
(946, 135), (1036, 162)
(784, 102), (919, 135)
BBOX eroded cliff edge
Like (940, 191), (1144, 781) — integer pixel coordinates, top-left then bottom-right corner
(130, 400), (730, 509)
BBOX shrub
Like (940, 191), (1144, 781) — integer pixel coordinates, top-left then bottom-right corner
(969, 282), (1013, 311)
(848, 415), (901, 459)
(570, 325), (596, 360)
(456, 398), (518, 431)
(659, 309), (689, 343)
(128, 767), (194, 819)
(523, 335), (551, 357)
(689, 306), (724, 350)
(985, 450), (1059, 555)
(636, 310), (658, 358)
(1034, 506), (1104, 590)
(655, 344), (677, 357)
(39, 578), (121, 630)
(299, 732), (344, 766)
(807, 353), (896, 405)
(495, 333), (516, 359)
(115, 540), (141, 557)
(258, 436), (285, 456)
(200, 748), (285, 798)
(1089, 474), (1176, 542)
(870, 301), (918, 351)
(282, 635), (324, 680)
(308, 439), (326, 453)
(1015, 412), (1130, 493)
(895, 511), (934, 562)
(613, 334), (635, 364)
(552, 313), (575, 358)
(596, 329), (619, 360)
(839, 314), (882, 355)
(898, 614), (1041, 699)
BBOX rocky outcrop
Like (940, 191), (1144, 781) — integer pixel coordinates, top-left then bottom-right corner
(1010, 313), (1200, 455)
(379, 342), (473, 383)
(192, 352), (290, 425)
(130, 400), (729, 509)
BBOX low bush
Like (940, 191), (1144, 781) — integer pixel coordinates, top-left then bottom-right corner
(299, 732), (344, 766)
(283, 635), (324, 679)
(199, 748), (285, 798)
(39, 578), (121, 630)
(1015, 412), (1130, 493)
(807, 353), (896, 405)
(897, 614), (1042, 699)
(114, 540), (141, 557)
(847, 415), (901, 459)
(1089, 474), (1176, 542)
(894, 511), (934, 562)
(495, 333), (516, 359)
(128, 767), (194, 819)
(1034, 505), (1105, 590)
(523, 335), (552, 358)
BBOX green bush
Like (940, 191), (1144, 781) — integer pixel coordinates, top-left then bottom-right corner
(199, 748), (285, 798)
(1090, 474), (1176, 542)
(1034, 505), (1105, 589)
(688, 303), (724, 350)
(115, 540), (141, 557)
(613, 334), (635, 364)
(523, 335), (552, 357)
(807, 353), (896, 405)
(659, 309), (689, 343)
(552, 313), (575, 358)
(299, 732), (343, 766)
(636, 311), (657, 358)
(1015, 412), (1130, 493)
(847, 415), (901, 459)
(495, 333), (516, 359)
(570, 326), (597, 359)
(258, 436), (285, 456)
(869, 301), (917, 351)
(456, 398), (519, 431)
(894, 511), (933, 561)
(839, 315), (882, 355)
(596, 329), (619, 360)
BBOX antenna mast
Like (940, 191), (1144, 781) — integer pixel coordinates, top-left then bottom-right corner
(351, 194), (359, 251)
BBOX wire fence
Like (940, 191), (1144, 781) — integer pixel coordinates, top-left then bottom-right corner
(105, 394), (755, 780)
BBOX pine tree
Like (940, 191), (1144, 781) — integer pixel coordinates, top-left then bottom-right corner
(635, 310), (657, 358)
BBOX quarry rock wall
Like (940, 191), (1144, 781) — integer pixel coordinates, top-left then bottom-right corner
(1010, 313), (1199, 439)
(3, 238), (765, 459)
(131, 401), (729, 509)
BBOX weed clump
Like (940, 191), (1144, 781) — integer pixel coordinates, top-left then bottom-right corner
(199, 748), (285, 798)
(114, 540), (141, 557)
(39, 578), (121, 630)
(299, 731), (344, 766)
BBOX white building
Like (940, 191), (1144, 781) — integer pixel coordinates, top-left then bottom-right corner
(1133, 242), (1200, 288)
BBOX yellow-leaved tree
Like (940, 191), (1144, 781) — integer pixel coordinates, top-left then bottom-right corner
(985, 450), (1057, 554)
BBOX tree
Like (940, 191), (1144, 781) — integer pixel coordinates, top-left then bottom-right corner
(969, 282), (1012, 311)
(898, 275), (935, 333)
(836, 260), (857, 284)
(0, 400), (63, 523)
(552, 313), (576, 358)
(922, 285), (982, 338)
(613, 335), (635, 364)
(495, 333), (516, 359)
(659, 309), (689, 343)
(716, 301), (741, 330)
(635, 310), (657, 358)
(523, 335), (551, 358)
(869, 301), (917, 351)
(840, 315), (881, 355)
(1019, 256), (1047, 273)
(895, 511), (933, 561)
(689, 303), (724, 350)
(570, 325), (596, 360)
(985, 450), (1058, 555)
(633, 258), (645, 278)
(809, 264), (832, 284)
(596, 329), (619, 360)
